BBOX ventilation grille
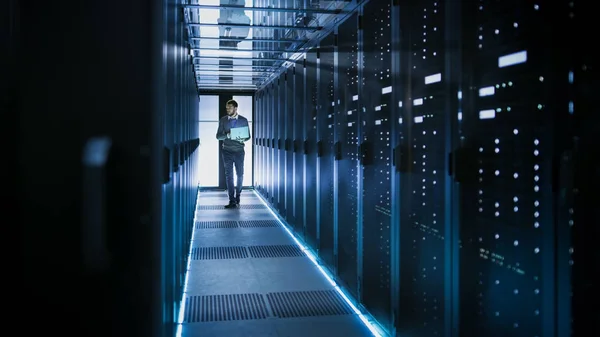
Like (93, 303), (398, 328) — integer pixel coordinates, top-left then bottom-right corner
(266, 290), (353, 318)
(195, 221), (238, 229)
(197, 205), (234, 211)
(239, 220), (280, 228)
(197, 204), (267, 210)
(191, 246), (248, 260)
(184, 293), (269, 322)
(239, 204), (267, 209)
(248, 245), (305, 258)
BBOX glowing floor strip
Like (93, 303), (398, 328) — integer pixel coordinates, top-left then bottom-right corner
(253, 190), (387, 337)
(175, 189), (201, 337)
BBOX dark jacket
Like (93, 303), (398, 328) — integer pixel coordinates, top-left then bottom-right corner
(216, 114), (251, 153)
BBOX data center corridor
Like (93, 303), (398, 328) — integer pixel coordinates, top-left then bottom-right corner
(13, 0), (597, 337)
(180, 191), (378, 337)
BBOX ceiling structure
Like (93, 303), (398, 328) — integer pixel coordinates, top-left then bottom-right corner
(183, 0), (362, 92)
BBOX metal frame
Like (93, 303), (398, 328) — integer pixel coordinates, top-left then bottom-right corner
(196, 69), (275, 74)
(186, 22), (323, 31)
(184, 4), (345, 14)
(192, 56), (298, 62)
(190, 36), (308, 43)
(186, 1), (361, 90)
(195, 65), (276, 69)
(191, 46), (309, 53)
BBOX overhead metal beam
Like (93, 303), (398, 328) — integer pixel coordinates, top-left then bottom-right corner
(187, 22), (322, 31)
(197, 78), (262, 81)
(195, 69), (275, 73)
(194, 65), (275, 69)
(196, 72), (274, 76)
(195, 65), (276, 69)
(196, 71), (271, 74)
(191, 46), (307, 53)
(198, 88), (258, 90)
(189, 36), (308, 43)
(196, 74), (270, 78)
(251, 50), (306, 85)
(197, 82), (260, 85)
(197, 82), (257, 85)
(197, 77), (269, 80)
(184, 4), (345, 15)
(198, 85), (258, 89)
(193, 56), (298, 62)
(198, 80), (269, 83)
(196, 76), (272, 79)
(197, 82), (263, 84)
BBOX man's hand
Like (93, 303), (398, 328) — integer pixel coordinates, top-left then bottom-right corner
(226, 132), (231, 139)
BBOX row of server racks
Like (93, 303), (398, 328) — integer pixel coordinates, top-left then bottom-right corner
(15, 0), (201, 336)
(254, 1), (596, 337)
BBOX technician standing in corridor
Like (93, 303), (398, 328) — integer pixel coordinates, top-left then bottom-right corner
(215, 99), (251, 208)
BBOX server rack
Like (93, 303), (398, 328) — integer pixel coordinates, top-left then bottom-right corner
(252, 0), (586, 336)
(18, 1), (200, 336)
(318, 32), (337, 270)
(285, 67), (295, 226)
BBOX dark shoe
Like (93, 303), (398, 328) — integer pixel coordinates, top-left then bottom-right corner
(224, 202), (237, 209)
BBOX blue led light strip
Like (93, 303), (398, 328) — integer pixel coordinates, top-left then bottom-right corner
(175, 189), (201, 337)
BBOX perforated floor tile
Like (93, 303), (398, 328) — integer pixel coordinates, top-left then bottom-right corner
(184, 293), (269, 322)
(248, 245), (305, 258)
(195, 221), (238, 229)
(190, 246), (248, 260)
(239, 220), (280, 228)
(266, 290), (353, 318)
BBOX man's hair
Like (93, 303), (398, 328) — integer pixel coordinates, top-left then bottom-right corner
(226, 99), (238, 108)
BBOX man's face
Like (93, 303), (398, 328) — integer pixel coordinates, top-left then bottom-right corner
(226, 104), (237, 116)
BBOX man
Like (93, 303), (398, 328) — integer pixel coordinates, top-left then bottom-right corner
(215, 99), (251, 208)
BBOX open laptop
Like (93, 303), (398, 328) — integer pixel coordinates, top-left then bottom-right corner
(230, 125), (250, 140)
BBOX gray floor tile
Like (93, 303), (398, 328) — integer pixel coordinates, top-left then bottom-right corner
(273, 315), (375, 337)
(250, 257), (334, 292)
(186, 259), (262, 295)
(181, 320), (278, 337)
(192, 227), (293, 247)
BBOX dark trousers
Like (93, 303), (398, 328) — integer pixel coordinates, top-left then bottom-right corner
(222, 150), (245, 203)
